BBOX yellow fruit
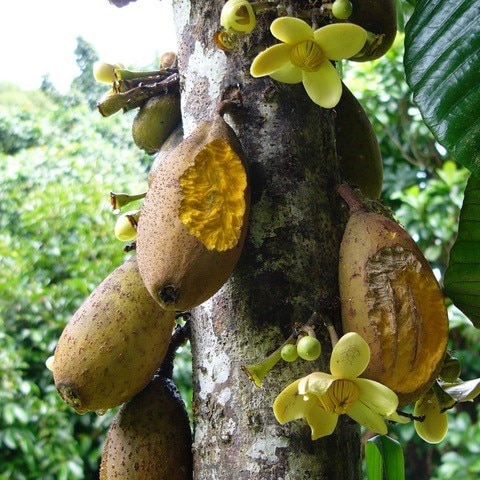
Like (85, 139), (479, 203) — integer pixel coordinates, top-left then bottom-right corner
(132, 93), (182, 154)
(100, 376), (192, 479)
(53, 257), (175, 413)
(338, 184), (448, 405)
(136, 114), (250, 311)
(334, 84), (383, 199)
(349, 0), (397, 61)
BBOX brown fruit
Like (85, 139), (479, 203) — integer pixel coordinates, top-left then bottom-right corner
(136, 114), (250, 311)
(100, 376), (192, 480)
(349, 0), (397, 61)
(147, 123), (184, 187)
(52, 257), (175, 413)
(338, 184), (448, 405)
(335, 84), (383, 199)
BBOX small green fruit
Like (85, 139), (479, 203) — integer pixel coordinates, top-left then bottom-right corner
(296, 336), (322, 361)
(439, 355), (462, 382)
(132, 93), (181, 154)
(332, 0), (353, 20)
(281, 344), (299, 363)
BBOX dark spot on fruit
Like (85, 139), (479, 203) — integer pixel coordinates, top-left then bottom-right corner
(159, 284), (179, 304)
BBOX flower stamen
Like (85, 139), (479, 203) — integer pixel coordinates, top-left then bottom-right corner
(318, 379), (359, 414)
(290, 40), (324, 72)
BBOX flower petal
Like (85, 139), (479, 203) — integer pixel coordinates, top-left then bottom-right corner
(270, 17), (314, 44)
(306, 406), (339, 440)
(298, 372), (336, 396)
(355, 378), (399, 417)
(330, 332), (370, 379)
(302, 61), (342, 109)
(250, 43), (292, 77)
(313, 23), (367, 61)
(273, 379), (316, 424)
(414, 392), (449, 444)
(269, 62), (303, 84)
(347, 401), (388, 435)
(444, 378), (480, 402)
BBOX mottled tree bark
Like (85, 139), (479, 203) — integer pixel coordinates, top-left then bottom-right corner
(172, 1), (361, 478)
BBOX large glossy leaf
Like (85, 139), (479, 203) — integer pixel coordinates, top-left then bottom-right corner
(365, 435), (405, 480)
(444, 175), (480, 327)
(404, 0), (480, 175)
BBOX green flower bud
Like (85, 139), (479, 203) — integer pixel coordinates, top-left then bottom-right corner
(332, 0), (353, 20)
(114, 210), (140, 241)
(297, 335), (322, 361)
(281, 344), (299, 363)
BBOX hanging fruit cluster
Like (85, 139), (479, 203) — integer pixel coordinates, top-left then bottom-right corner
(47, 0), (480, 477)
(223, 0), (480, 448)
(47, 47), (251, 478)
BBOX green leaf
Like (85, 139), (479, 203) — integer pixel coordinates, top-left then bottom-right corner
(444, 175), (480, 326)
(365, 435), (405, 480)
(404, 0), (480, 174)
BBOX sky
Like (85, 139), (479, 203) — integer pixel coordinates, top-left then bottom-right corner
(0, 0), (178, 92)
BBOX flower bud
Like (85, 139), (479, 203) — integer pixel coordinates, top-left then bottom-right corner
(114, 210), (140, 241)
(93, 62), (117, 84)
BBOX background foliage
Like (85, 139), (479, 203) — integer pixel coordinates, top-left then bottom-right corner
(0, 38), (191, 480)
(0, 3), (479, 477)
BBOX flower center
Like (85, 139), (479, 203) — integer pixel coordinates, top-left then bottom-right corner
(290, 40), (324, 72)
(317, 379), (359, 414)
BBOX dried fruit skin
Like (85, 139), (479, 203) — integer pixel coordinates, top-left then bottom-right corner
(100, 376), (192, 480)
(338, 191), (448, 406)
(334, 84), (383, 199)
(136, 115), (250, 311)
(53, 257), (175, 413)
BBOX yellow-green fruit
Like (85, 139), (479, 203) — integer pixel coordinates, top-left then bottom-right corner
(338, 185), (448, 406)
(52, 257), (175, 413)
(136, 115), (250, 311)
(100, 376), (192, 479)
(334, 84), (383, 199)
(132, 93), (182, 154)
(349, 0), (397, 61)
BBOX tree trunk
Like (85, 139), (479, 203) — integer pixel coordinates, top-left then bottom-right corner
(172, 1), (362, 478)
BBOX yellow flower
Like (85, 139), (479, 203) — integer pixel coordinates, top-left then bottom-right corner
(220, 0), (256, 35)
(250, 17), (366, 108)
(414, 378), (480, 444)
(273, 332), (399, 440)
(413, 390), (449, 444)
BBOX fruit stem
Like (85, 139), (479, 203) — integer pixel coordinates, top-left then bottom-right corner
(242, 336), (296, 388)
(397, 410), (425, 422)
(159, 314), (192, 379)
(336, 182), (366, 215)
(324, 319), (339, 347)
(242, 311), (320, 387)
(110, 191), (147, 212)
(216, 89), (243, 117)
(96, 73), (180, 117)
